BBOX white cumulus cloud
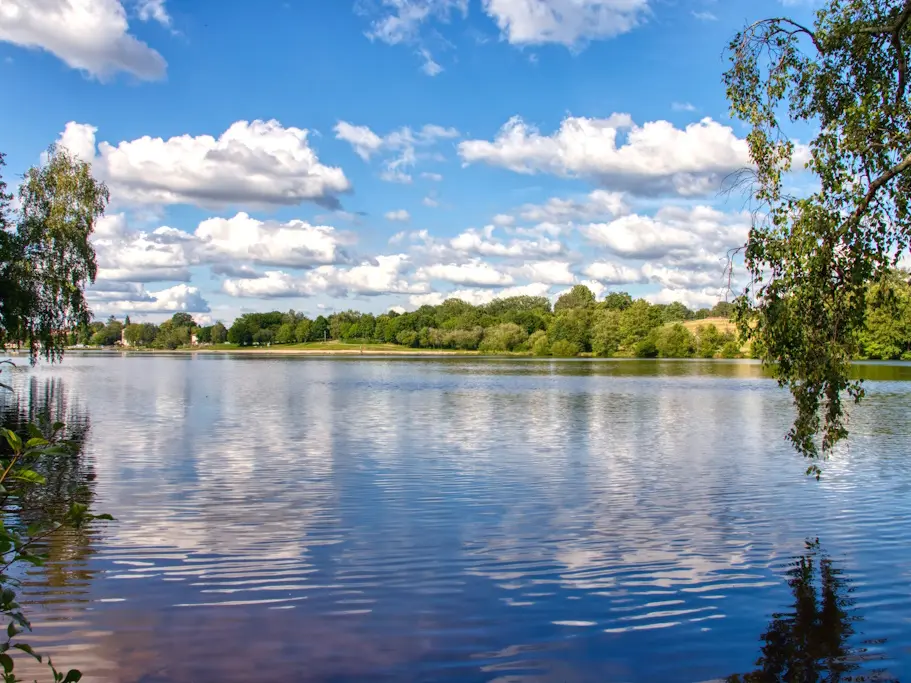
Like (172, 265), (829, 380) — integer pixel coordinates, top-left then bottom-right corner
(583, 261), (645, 284)
(55, 120), (351, 210)
(385, 209), (411, 222)
(580, 206), (750, 259)
(93, 283), (210, 314)
(0, 0), (167, 80)
(222, 255), (428, 299)
(195, 213), (352, 268)
(416, 260), (515, 287)
(482, 0), (650, 47)
(460, 114), (755, 196)
(408, 282), (552, 308)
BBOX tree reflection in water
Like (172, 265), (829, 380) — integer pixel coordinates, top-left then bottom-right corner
(0, 375), (97, 590)
(728, 539), (898, 683)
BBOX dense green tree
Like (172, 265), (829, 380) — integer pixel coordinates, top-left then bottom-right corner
(549, 309), (592, 351)
(619, 300), (663, 349)
(529, 330), (550, 356)
(591, 309), (622, 357)
(601, 291), (633, 311)
(554, 285), (596, 313)
(211, 321), (228, 344)
(89, 317), (123, 346)
(195, 325), (213, 344)
(227, 319), (254, 346)
(170, 312), (195, 328)
(275, 323), (295, 344)
(725, 0), (911, 466)
(155, 321), (190, 349)
(634, 334), (659, 358)
(656, 324), (696, 358)
(311, 315), (329, 342)
(710, 301), (734, 319)
(396, 330), (418, 347)
(294, 319), (312, 343)
(660, 301), (694, 323)
(479, 323), (528, 352)
(253, 328), (274, 345)
(0, 148), (108, 361)
(550, 340), (580, 357)
(858, 273), (911, 359)
(696, 324), (724, 358)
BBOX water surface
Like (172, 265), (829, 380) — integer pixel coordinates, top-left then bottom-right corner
(4, 356), (911, 682)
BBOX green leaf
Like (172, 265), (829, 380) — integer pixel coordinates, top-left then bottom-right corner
(0, 654), (12, 674)
(23, 438), (47, 449)
(24, 425), (42, 440)
(12, 644), (40, 663)
(51, 423), (65, 434)
(10, 471), (45, 486)
(61, 670), (82, 683)
(6, 623), (16, 639)
(0, 431), (21, 454)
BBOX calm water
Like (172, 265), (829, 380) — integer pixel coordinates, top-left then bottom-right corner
(3, 355), (911, 682)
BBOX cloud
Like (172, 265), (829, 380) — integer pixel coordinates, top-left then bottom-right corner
(423, 224), (565, 259)
(672, 102), (697, 112)
(363, 0), (468, 45)
(450, 226), (563, 258)
(223, 255), (428, 298)
(582, 261), (646, 284)
(416, 260), (515, 286)
(335, 121), (459, 184)
(580, 205), (749, 259)
(460, 114), (755, 196)
(385, 209), (411, 222)
(91, 213), (193, 283)
(509, 260), (575, 285)
(645, 287), (725, 310)
(641, 263), (724, 290)
(92, 283), (210, 313)
(422, 195), (440, 207)
(517, 189), (628, 225)
(482, 0), (650, 47)
(421, 172), (443, 181)
(0, 0), (166, 80)
(137, 0), (171, 28)
(195, 213), (352, 268)
(419, 48), (443, 75)
(408, 282), (552, 307)
(691, 11), (717, 21)
(56, 120), (351, 210)
(90, 211), (353, 288)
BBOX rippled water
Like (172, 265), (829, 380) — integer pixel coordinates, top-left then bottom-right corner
(3, 355), (911, 682)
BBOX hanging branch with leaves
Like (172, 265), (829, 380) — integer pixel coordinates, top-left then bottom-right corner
(725, 0), (911, 475)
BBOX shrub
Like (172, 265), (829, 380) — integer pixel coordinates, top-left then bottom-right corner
(550, 340), (580, 357)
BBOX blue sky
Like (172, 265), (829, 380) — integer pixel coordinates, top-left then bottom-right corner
(0, 0), (817, 324)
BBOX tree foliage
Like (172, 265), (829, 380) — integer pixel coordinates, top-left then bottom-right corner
(0, 149), (108, 362)
(725, 0), (911, 471)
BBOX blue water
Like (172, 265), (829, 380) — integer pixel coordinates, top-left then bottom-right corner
(4, 355), (910, 682)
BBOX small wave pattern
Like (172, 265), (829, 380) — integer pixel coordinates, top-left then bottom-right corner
(7, 356), (911, 682)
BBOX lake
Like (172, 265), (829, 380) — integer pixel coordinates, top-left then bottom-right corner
(3, 354), (911, 682)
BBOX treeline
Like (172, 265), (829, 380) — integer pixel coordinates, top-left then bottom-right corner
(79, 273), (911, 359)
(79, 285), (749, 358)
(222, 287), (742, 358)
